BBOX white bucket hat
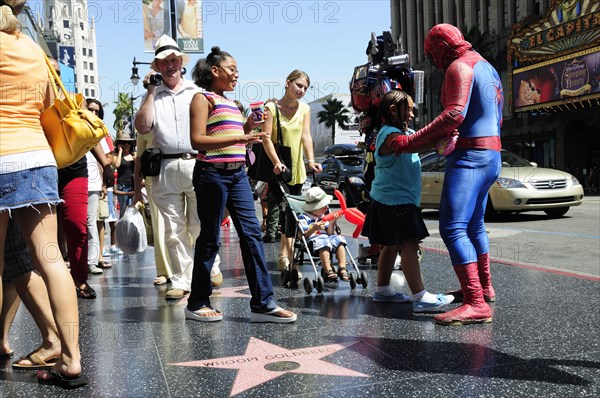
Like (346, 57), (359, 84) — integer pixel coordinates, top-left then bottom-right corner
(150, 35), (183, 71)
(302, 187), (332, 212)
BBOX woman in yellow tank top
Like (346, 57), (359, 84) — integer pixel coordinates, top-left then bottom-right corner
(261, 70), (323, 275)
(0, 0), (86, 388)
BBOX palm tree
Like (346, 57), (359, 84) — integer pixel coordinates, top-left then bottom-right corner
(113, 92), (135, 135)
(317, 98), (351, 145)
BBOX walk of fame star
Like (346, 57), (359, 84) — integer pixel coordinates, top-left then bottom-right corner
(170, 337), (369, 396)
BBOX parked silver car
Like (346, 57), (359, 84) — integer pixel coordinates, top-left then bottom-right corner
(420, 150), (585, 217)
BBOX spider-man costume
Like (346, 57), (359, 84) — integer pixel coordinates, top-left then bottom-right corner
(391, 24), (503, 326)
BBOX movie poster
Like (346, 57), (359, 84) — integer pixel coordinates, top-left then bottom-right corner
(512, 47), (600, 112)
(142, 0), (171, 52)
(175, 0), (204, 53)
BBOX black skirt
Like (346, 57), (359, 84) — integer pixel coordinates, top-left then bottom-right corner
(362, 200), (429, 246)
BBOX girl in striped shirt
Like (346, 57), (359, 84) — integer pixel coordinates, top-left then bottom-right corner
(186, 46), (297, 324)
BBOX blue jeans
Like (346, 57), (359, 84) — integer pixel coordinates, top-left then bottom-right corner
(439, 149), (501, 265)
(116, 184), (133, 218)
(188, 163), (276, 313)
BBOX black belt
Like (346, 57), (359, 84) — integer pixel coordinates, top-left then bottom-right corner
(162, 153), (195, 160)
(198, 161), (245, 170)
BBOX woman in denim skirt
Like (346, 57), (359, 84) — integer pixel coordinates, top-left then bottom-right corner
(0, 0), (86, 388)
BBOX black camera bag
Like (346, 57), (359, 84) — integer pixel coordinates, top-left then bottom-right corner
(140, 147), (162, 177)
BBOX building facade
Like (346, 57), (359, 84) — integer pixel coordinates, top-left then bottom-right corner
(309, 93), (361, 156)
(41, 0), (100, 99)
(390, 0), (600, 193)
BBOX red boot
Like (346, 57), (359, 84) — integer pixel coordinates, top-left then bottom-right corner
(434, 262), (492, 326)
(446, 253), (496, 302)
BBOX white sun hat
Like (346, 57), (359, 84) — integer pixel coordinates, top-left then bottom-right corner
(150, 35), (183, 71)
(302, 187), (333, 212)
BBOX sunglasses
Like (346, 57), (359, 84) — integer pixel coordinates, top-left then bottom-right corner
(89, 108), (100, 115)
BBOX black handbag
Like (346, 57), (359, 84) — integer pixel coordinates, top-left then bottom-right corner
(140, 147), (162, 177)
(247, 104), (292, 183)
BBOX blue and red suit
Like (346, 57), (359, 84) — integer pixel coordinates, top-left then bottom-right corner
(391, 24), (503, 325)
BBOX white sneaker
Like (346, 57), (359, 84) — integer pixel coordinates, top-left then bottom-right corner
(89, 265), (103, 275)
(413, 294), (455, 313)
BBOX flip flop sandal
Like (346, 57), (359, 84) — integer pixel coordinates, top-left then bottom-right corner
(337, 268), (350, 282)
(184, 306), (223, 322)
(12, 351), (59, 370)
(97, 260), (112, 269)
(250, 306), (297, 323)
(37, 369), (89, 389)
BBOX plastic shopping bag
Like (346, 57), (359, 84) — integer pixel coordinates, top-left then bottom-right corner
(115, 205), (148, 254)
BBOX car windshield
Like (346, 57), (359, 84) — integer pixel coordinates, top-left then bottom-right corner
(501, 151), (535, 167)
(339, 157), (364, 172)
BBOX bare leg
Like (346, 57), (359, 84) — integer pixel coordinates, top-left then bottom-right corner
(336, 246), (347, 268)
(399, 240), (425, 294)
(0, 281), (19, 355)
(377, 245), (400, 287)
(15, 206), (81, 377)
(320, 249), (332, 272)
(13, 271), (61, 364)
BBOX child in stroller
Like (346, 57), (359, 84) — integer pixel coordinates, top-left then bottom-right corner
(297, 187), (349, 282)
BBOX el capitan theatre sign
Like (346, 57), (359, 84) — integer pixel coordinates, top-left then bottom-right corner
(508, 0), (600, 112)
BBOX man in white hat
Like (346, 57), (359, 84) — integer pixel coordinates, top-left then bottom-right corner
(135, 35), (221, 300)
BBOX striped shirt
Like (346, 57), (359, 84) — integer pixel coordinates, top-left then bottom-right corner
(147, 79), (199, 156)
(197, 92), (246, 163)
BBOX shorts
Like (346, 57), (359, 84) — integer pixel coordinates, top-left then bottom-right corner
(362, 201), (429, 246)
(0, 166), (61, 211)
(2, 219), (35, 282)
(308, 234), (347, 254)
(98, 194), (109, 219)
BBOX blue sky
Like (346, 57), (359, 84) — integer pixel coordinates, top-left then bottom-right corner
(29, 0), (391, 133)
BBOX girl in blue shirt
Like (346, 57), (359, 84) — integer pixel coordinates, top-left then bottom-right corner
(362, 90), (453, 313)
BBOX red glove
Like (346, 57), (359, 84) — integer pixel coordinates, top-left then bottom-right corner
(390, 60), (474, 154)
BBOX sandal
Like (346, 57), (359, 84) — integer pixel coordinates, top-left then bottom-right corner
(184, 306), (223, 322)
(97, 260), (112, 269)
(13, 350), (59, 370)
(250, 306), (297, 323)
(153, 275), (170, 286)
(337, 267), (350, 282)
(76, 284), (97, 299)
(324, 269), (338, 282)
(37, 369), (88, 389)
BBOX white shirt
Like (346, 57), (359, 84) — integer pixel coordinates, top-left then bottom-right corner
(87, 137), (111, 192)
(148, 79), (200, 155)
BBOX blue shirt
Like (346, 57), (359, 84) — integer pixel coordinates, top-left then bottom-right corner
(370, 125), (421, 206)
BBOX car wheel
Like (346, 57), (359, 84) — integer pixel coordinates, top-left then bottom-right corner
(484, 197), (500, 220)
(544, 207), (569, 218)
(339, 185), (355, 207)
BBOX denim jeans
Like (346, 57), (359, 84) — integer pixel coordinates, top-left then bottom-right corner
(116, 183), (133, 218)
(188, 163), (276, 313)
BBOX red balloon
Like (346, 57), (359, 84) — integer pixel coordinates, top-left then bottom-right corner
(321, 210), (343, 222)
(344, 208), (365, 225)
(352, 224), (363, 238)
(334, 189), (347, 210)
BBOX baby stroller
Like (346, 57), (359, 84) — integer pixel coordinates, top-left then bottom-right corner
(277, 183), (368, 294)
